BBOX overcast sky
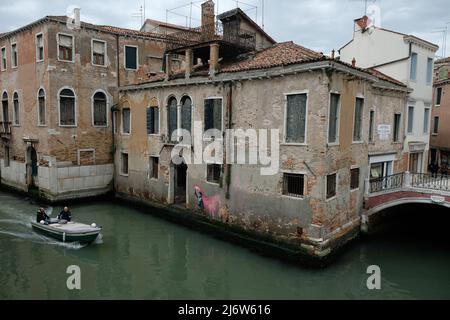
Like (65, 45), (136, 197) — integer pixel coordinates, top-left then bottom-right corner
(1, 0), (449, 57)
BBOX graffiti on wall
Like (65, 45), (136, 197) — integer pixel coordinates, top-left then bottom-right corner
(194, 185), (220, 219)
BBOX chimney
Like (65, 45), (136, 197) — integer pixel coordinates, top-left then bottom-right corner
(352, 57), (356, 67)
(331, 49), (335, 60)
(73, 7), (81, 28)
(202, 0), (215, 37)
(354, 15), (370, 32)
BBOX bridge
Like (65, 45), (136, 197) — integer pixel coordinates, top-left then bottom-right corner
(363, 172), (450, 229)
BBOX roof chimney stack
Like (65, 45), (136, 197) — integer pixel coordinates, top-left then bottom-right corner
(201, 0), (215, 38)
(331, 49), (335, 60)
(352, 57), (356, 67)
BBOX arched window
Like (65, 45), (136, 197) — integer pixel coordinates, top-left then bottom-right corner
(146, 98), (159, 135)
(167, 97), (178, 142)
(181, 96), (192, 134)
(2, 92), (9, 124)
(13, 92), (19, 125)
(93, 91), (107, 127)
(38, 89), (46, 125)
(59, 88), (76, 126)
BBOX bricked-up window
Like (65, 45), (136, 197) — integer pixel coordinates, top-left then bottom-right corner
(58, 34), (73, 62)
(59, 89), (76, 126)
(204, 98), (222, 133)
(1, 47), (7, 70)
(122, 108), (130, 134)
(407, 106), (414, 134)
(36, 34), (44, 61)
(436, 87), (443, 106)
(146, 106), (159, 135)
(328, 93), (340, 144)
(350, 168), (360, 190)
(369, 110), (375, 143)
(2, 92), (8, 123)
(92, 40), (106, 66)
(393, 113), (401, 142)
(326, 173), (337, 199)
(181, 96), (192, 134)
(353, 98), (364, 142)
(149, 156), (159, 179)
(11, 43), (18, 68)
(78, 150), (95, 166)
(93, 92), (107, 126)
(13, 92), (19, 126)
(167, 97), (178, 142)
(282, 173), (305, 197)
(433, 116), (440, 134)
(286, 93), (307, 144)
(121, 153), (129, 175)
(125, 46), (138, 70)
(207, 164), (221, 184)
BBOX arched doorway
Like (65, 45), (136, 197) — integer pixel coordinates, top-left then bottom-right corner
(26, 147), (38, 187)
(174, 162), (188, 204)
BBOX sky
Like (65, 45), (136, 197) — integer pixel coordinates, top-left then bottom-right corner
(0, 0), (449, 58)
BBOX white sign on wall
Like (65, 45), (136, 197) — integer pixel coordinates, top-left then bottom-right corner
(377, 125), (391, 140)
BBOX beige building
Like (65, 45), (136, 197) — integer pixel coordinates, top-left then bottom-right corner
(0, 11), (175, 201)
(115, 4), (409, 261)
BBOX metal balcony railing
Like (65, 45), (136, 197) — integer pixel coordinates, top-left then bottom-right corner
(369, 173), (404, 194)
(411, 173), (450, 191)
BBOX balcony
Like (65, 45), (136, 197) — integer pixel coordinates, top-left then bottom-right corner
(0, 121), (11, 139)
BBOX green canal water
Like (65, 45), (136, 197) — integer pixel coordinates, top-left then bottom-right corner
(1, 189), (450, 300)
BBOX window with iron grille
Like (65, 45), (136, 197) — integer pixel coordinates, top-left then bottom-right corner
(207, 164), (221, 183)
(149, 157), (159, 179)
(326, 173), (337, 199)
(58, 34), (73, 62)
(59, 89), (76, 126)
(121, 153), (128, 175)
(350, 168), (360, 190)
(286, 93), (307, 143)
(93, 92), (107, 126)
(282, 173), (305, 197)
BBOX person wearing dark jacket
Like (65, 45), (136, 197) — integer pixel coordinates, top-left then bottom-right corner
(58, 207), (72, 222)
(36, 208), (50, 223)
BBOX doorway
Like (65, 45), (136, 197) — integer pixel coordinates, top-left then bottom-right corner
(409, 152), (422, 173)
(26, 147), (38, 187)
(174, 162), (188, 204)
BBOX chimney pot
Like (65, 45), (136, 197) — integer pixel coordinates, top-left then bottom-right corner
(331, 49), (335, 59)
(352, 57), (356, 67)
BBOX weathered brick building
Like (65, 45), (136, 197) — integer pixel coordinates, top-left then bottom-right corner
(115, 3), (409, 260)
(0, 11), (175, 200)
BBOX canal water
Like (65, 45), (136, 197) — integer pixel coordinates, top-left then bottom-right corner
(1, 189), (449, 300)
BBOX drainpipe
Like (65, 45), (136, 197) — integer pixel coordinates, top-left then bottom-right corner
(225, 82), (233, 199)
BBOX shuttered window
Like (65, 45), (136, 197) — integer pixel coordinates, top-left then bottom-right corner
(125, 46), (137, 70)
(181, 97), (192, 133)
(122, 108), (130, 134)
(58, 34), (73, 61)
(353, 98), (364, 142)
(328, 93), (340, 144)
(423, 108), (430, 134)
(204, 98), (222, 132)
(146, 107), (159, 134)
(59, 89), (75, 126)
(92, 40), (106, 66)
(410, 52), (418, 81)
(407, 106), (414, 134)
(11, 44), (18, 68)
(93, 92), (107, 126)
(168, 97), (178, 142)
(369, 110), (375, 143)
(393, 114), (401, 142)
(286, 93), (307, 143)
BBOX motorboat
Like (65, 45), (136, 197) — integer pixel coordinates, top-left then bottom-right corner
(31, 219), (102, 243)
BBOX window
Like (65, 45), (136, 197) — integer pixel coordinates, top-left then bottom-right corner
(433, 116), (439, 135)
(36, 34), (44, 61)
(13, 92), (19, 125)
(427, 58), (433, 85)
(11, 43), (18, 68)
(122, 108), (130, 134)
(59, 88), (76, 126)
(121, 153), (129, 175)
(1, 47), (6, 70)
(125, 46), (138, 70)
(204, 98), (223, 132)
(326, 173), (337, 199)
(393, 114), (401, 142)
(436, 87), (443, 106)
(410, 52), (418, 81)
(181, 96), (192, 134)
(206, 164), (221, 184)
(369, 110), (375, 143)
(149, 157), (159, 179)
(328, 93), (340, 144)
(92, 40), (106, 66)
(350, 168), (360, 190)
(407, 106), (414, 134)
(285, 93), (307, 143)
(38, 89), (46, 125)
(282, 173), (305, 197)
(423, 107), (430, 134)
(93, 91), (107, 127)
(167, 97), (178, 141)
(4, 146), (10, 167)
(58, 34), (73, 62)
(147, 104), (159, 135)
(353, 97), (364, 142)
(2, 92), (8, 123)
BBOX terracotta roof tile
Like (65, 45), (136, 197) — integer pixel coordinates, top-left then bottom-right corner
(365, 68), (406, 87)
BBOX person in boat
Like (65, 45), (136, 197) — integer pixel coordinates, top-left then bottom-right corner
(36, 208), (50, 224)
(58, 207), (72, 222)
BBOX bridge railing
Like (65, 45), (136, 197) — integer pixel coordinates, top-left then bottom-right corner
(411, 173), (450, 191)
(369, 173), (404, 194)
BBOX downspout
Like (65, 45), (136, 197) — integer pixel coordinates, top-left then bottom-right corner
(225, 82), (233, 199)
